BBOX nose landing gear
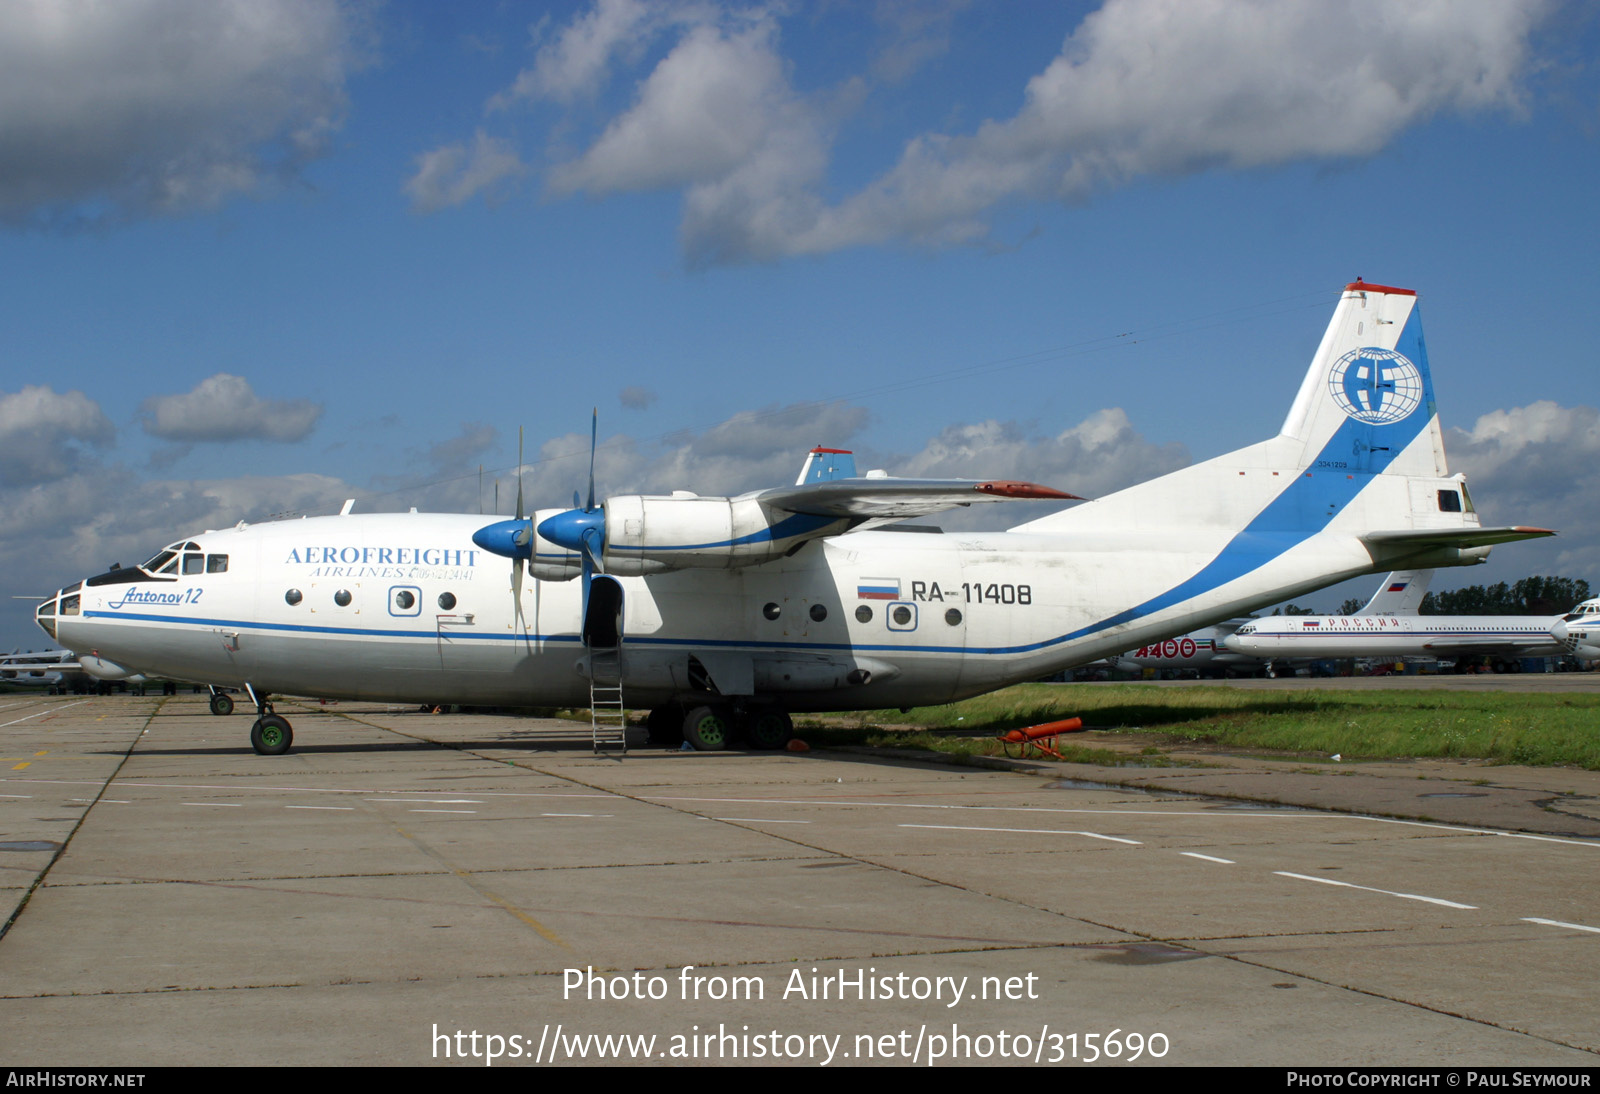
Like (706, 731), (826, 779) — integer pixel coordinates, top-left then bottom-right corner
(244, 684), (293, 755)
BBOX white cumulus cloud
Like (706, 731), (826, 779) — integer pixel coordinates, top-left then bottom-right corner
(469, 0), (1553, 264)
(1447, 400), (1600, 583)
(0, 0), (362, 227)
(0, 386), (115, 486)
(549, 16), (803, 196)
(783, 0), (1551, 255)
(138, 374), (324, 444)
(501, 0), (660, 105)
(404, 131), (527, 213)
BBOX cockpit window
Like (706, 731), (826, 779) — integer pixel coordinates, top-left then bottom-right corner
(182, 554), (204, 575)
(143, 550), (177, 572)
(156, 555), (179, 575)
(206, 554), (228, 573)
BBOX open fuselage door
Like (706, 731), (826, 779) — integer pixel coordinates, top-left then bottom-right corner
(583, 576), (626, 753)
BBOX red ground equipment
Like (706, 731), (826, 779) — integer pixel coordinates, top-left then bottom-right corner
(998, 717), (1085, 760)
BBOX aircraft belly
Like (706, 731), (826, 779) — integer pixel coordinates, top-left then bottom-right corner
(59, 617), (240, 688)
(240, 631), (592, 706)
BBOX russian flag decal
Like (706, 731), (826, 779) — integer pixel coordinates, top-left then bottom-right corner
(857, 578), (900, 600)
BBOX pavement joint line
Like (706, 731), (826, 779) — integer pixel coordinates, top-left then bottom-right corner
(644, 793), (1600, 848)
(1171, 936), (1600, 1059)
(250, 704), (1600, 971)
(331, 707), (1158, 951)
(299, 711), (589, 947)
(0, 777), (608, 799)
(0, 695), (167, 943)
(713, 817), (809, 823)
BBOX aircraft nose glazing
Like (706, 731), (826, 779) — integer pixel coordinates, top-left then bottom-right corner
(34, 587), (65, 640)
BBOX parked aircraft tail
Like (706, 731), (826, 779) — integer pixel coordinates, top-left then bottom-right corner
(1356, 570), (1433, 615)
(1013, 280), (1550, 604)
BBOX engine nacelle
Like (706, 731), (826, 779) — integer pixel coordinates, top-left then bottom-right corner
(524, 508), (605, 580)
(602, 494), (849, 572)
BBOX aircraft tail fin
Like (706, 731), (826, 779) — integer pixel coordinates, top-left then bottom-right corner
(1014, 281), (1458, 541)
(795, 447), (857, 485)
(993, 280), (1554, 647)
(1356, 570), (1433, 615)
(1274, 280), (1448, 479)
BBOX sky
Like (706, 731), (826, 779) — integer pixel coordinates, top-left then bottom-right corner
(2, 0), (1598, 649)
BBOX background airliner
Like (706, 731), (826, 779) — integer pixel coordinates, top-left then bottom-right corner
(1226, 594), (1599, 671)
(1112, 569), (1434, 676)
(0, 649), (89, 693)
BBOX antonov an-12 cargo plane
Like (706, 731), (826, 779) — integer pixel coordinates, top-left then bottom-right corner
(34, 282), (1551, 755)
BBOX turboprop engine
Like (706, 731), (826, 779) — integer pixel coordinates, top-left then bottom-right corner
(535, 492), (852, 576)
(472, 436), (1079, 584)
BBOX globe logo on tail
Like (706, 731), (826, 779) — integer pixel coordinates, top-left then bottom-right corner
(1328, 348), (1423, 424)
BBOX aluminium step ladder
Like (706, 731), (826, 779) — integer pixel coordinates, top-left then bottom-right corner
(588, 645), (627, 754)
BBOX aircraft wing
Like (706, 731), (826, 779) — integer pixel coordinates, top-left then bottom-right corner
(1422, 633), (1562, 653)
(756, 478), (1081, 520)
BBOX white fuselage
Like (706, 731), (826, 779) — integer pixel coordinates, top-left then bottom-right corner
(39, 283), (1543, 719)
(1112, 627), (1258, 672)
(1224, 614), (1568, 661)
(44, 508), (1398, 711)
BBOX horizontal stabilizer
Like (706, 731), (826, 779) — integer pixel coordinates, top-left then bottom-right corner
(1361, 526), (1556, 550)
(758, 478), (1080, 520)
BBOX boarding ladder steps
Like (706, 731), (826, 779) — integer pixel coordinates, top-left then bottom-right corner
(588, 645), (627, 754)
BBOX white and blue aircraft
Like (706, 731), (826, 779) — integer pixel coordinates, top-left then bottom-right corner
(1226, 589), (1600, 671)
(0, 649), (89, 692)
(33, 281), (1553, 754)
(1111, 569), (1435, 676)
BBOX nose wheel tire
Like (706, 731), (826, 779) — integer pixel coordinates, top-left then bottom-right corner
(250, 714), (293, 755)
(209, 692), (234, 716)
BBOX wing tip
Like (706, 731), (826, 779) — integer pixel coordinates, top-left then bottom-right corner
(975, 480), (1084, 501)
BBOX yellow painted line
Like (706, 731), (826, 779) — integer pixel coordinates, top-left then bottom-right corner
(34, 751), (47, 757)
(393, 822), (569, 949)
(12, 762), (29, 771)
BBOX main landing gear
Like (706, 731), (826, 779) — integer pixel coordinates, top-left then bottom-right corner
(646, 703), (794, 752)
(244, 684), (293, 756)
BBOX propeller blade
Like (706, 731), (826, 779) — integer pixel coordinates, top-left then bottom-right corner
(515, 426), (525, 522)
(585, 408), (597, 512)
(580, 525), (605, 575)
